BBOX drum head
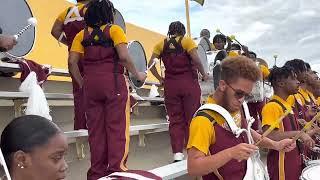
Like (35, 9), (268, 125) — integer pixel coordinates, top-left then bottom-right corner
(0, 0), (35, 57)
(127, 41), (147, 89)
(301, 164), (320, 180)
(197, 45), (208, 74)
(114, 9), (126, 33)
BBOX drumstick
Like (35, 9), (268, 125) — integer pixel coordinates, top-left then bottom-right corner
(14, 18), (37, 40)
(292, 113), (320, 142)
(229, 35), (243, 47)
(255, 110), (291, 146)
(145, 58), (160, 73)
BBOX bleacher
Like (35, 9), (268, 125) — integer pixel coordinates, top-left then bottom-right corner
(0, 61), (189, 179)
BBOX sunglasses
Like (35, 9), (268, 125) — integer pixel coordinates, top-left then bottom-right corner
(226, 83), (251, 99)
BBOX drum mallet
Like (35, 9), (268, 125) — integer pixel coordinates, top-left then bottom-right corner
(229, 35), (243, 47)
(14, 17), (37, 40)
(145, 58), (160, 73)
(215, 29), (236, 44)
(292, 113), (320, 142)
(255, 110), (291, 146)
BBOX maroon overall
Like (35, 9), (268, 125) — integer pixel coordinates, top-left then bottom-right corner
(161, 37), (201, 154)
(247, 100), (265, 131)
(198, 109), (249, 180)
(267, 99), (302, 180)
(82, 26), (130, 180)
(63, 5), (87, 130)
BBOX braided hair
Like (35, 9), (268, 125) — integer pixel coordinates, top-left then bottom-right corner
(268, 66), (295, 87)
(167, 21), (186, 37)
(84, 0), (115, 28)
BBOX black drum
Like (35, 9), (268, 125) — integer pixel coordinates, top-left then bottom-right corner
(0, 0), (36, 58)
(127, 40), (147, 89)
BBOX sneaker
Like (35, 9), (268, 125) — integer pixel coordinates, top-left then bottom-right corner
(173, 152), (184, 162)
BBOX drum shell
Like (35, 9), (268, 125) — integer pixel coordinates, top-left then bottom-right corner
(300, 164), (320, 180)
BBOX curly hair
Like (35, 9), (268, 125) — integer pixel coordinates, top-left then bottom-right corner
(167, 21), (186, 37)
(220, 56), (261, 83)
(84, 0), (115, 28)
(268, 66), (295, 87)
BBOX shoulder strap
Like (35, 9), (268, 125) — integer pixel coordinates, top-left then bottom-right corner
(196, 110), (216, 124)
(81, 25), (114, 48)
(64, 6), (84, 25)
(269, 99), (297, 131)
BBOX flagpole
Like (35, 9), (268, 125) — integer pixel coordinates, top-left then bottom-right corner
(185, 0), (191, 37)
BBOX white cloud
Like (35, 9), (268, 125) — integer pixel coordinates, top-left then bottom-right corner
(111, 0), (320, 67)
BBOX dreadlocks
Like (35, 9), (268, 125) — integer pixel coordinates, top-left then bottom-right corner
(167, 21), (186, 37)
(268, 66), (295, 87)
(284, 59), (307, 75)
(84, 0), (115, 28)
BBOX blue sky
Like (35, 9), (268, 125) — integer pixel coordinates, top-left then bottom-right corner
(68, 0), (320, 71)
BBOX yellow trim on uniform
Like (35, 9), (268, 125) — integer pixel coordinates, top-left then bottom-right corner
(120, 75), (130, 171)
(152, 36), (197, 56)
(70, 24), (127, 54)
(279, 120), (285, 180)
(306, 90), (316, 104)
(56, 3), (86, 22)
(299, 88), (311, 104)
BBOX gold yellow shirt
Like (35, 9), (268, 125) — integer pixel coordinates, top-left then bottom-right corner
(187, 98), (242, 155)
(56, 3), (86, 22)
(298, 88), (310, 105)
(262, 95), (293, 129)
(152, 36), (197, 56)
(70, 24), (127, 54)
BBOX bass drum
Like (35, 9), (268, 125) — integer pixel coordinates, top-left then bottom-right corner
(193, 37), (211, 52)
(0, 0), (36, 58)
(127, 40), (147, 89)
(114, 8), (126, 33)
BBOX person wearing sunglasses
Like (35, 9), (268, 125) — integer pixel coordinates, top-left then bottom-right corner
(187, 56), (296, 179)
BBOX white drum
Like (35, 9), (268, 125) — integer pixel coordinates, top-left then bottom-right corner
(127, 40), (147, 89)
(300, 164), (320, 180)
(114, 9), (126, 33)
(245, 62), (264, 103)
(306, 160), (320, 166)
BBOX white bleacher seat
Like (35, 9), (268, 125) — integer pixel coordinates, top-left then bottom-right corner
(149, 160), (187, 180)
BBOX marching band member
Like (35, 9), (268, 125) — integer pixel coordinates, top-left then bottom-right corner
(68, 0), (146, 179)
(187, 56), (295, 179)
(148, 21), (208, 162)
(51, 0), (90, 130)
(262, 66), (316, 180)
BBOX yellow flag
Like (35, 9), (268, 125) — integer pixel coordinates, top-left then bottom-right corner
(191, 0), (205, 6)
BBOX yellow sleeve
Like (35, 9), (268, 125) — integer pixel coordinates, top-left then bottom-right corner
(152, 40), (164, 56)
(181, 36), (197, 52)
(56, 8), (69, 22)
(70, 30), (84, 54)
(109, 25), (127, 46)
(187, 116), (214, 155)
(260, 65), (270, 80)
(261, 103), (282, 129)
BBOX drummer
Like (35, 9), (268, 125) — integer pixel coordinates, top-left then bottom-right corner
(261, 65), (316, 180)
(212, 34), (231, 51)
(148, 21), (208, 162)
(187, 56), (296, 179)
(51, 0), (90, 130)
(68, 0), (146, 179)
(285, 59), (317, 121)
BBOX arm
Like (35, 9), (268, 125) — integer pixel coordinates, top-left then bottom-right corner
(188, 48), (208, 78)
(51, 20), (68, 46)
(148, 53), (163, 83)
(115, 43), (144, 80)
(68, 52), (83, 87)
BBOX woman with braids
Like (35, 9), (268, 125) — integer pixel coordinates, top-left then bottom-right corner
(68, 0), (146, 179)
(148, 21), (208, 162)
(0, 115), (68, 180)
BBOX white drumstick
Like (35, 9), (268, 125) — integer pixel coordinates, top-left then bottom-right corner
(145, 58), (160, 73)
(14, 18), (37, 40)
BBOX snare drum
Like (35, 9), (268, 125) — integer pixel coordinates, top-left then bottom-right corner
(300, 164), (320, 180)
(127, 40), (147, 89)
